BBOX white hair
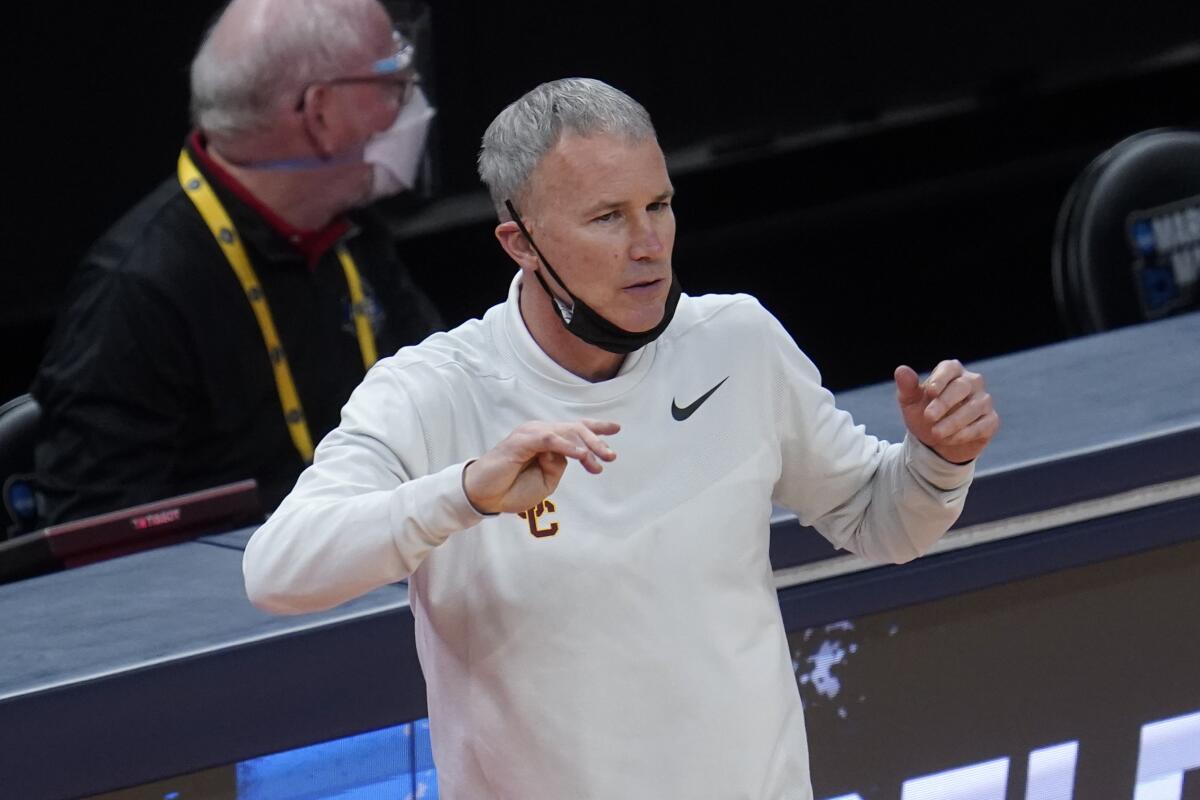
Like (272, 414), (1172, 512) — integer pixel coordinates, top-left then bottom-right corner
(477, 78), (657, 218)
(190, 0), (384, 136)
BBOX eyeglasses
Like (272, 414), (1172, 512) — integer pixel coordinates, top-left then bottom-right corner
(294, 31), (419, 112)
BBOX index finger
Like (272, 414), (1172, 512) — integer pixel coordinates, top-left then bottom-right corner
(923, 359), (965, 396)
(579, 418), (621, 436)
(563, 420), (619, 463)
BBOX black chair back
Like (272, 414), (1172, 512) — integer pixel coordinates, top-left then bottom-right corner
(0, 394), (42, 537)
(1052, 128), (1200, 335)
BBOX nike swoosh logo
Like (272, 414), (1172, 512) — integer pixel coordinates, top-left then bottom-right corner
(671, 377), (729, 421)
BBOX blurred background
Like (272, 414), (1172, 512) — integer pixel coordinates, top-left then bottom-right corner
(3, 0), (1199, 402)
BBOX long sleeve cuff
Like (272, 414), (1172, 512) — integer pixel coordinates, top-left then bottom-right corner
(904, 433), (976, 493)
(389, 460), (490, 552)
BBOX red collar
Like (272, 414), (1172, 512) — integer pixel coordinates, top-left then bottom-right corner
(188, 130), (352, 268)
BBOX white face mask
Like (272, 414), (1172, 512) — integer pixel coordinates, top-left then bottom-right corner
(363, 87), (436, 200)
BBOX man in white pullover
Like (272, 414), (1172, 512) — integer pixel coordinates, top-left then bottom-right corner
(244, 78), (1000, 799)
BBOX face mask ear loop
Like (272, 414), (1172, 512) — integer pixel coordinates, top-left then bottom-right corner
(504, 200), (576, 319)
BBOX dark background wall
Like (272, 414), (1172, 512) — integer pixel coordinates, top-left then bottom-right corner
(3, 1), (1199, 403)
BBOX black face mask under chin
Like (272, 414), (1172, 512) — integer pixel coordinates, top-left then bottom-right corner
(504, 200), (682, 355)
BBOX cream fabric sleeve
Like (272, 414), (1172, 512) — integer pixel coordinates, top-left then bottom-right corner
(764, 308), (974, 564)
(243, 361), (485, 614)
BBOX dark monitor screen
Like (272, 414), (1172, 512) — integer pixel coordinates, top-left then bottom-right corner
(794, 537), (1200, 798)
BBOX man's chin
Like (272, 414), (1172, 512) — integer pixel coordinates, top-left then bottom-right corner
(620, 305), (669, 334)
(618, 287), (671, 330)
(349, 183), (377, 210)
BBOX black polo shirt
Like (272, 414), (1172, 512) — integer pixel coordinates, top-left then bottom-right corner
(32, 133), (442, 524)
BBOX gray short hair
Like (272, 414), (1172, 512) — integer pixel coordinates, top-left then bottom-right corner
(477, 78), (657, 218)
(190, 0), (384, 137)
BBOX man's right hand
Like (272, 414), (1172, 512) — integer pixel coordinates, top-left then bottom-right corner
(463, 419), (620, 515)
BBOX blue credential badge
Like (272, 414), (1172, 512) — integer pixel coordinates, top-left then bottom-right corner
(342, 276), (387, 338)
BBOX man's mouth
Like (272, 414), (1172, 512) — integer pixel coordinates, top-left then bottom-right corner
(623, 278), (663, 291)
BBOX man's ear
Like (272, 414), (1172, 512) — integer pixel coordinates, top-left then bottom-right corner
(494, 220), (540, 272)
(299, 85), (338, 158)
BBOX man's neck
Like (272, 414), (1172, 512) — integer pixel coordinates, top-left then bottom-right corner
(518, 275), (626, 382)
(206, 145), (346, 231)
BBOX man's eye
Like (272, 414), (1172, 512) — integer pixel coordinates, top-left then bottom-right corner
(648, 201), (671, 213)
(593, 210), (619, 223)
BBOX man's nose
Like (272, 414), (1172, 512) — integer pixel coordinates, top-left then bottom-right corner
(629, 215), (665, 261)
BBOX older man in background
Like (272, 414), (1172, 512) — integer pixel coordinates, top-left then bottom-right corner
(32, 0), (442, 523)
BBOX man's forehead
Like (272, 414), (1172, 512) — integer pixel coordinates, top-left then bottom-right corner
(550, 131), (658, 165)
(530, 133), (670, 205)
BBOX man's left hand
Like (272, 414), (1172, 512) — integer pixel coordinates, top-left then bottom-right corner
(894, 360), (999, 465)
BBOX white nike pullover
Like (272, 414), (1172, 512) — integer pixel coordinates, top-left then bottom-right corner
(244, 274), (973, 799)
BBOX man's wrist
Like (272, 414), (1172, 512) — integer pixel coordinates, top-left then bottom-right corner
(461, 460), (499, 516)
(935, 449), (976, 467)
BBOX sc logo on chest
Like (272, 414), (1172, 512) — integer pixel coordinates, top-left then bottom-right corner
(518, 499), (559, 538)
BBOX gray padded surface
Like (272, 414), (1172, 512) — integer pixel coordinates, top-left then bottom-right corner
(0, 540), (406, 699)
(835, 310), (1200, 470)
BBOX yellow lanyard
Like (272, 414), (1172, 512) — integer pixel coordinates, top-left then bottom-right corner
(177, 149), (378, 464)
